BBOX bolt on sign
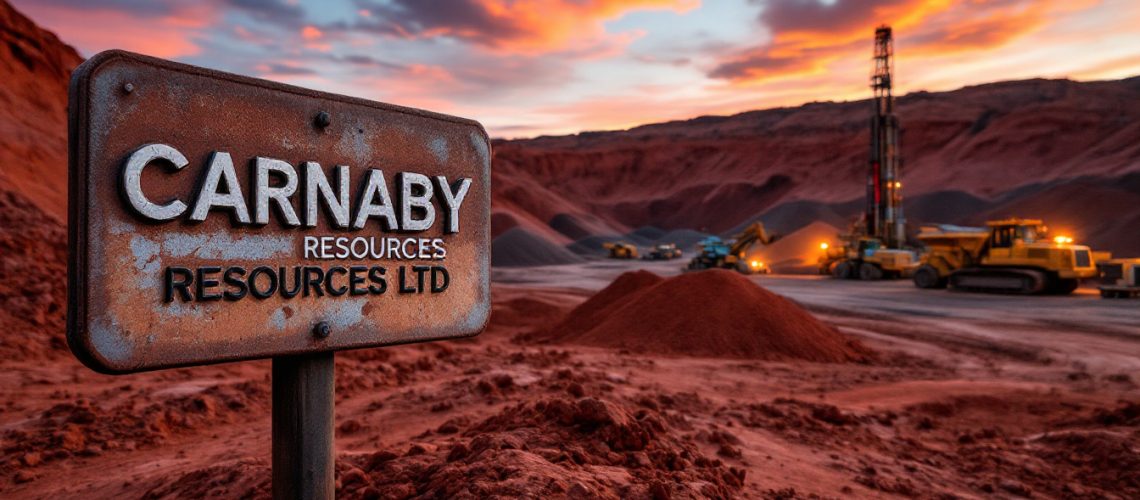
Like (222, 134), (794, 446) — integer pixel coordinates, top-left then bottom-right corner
(68, 51), (491, 373)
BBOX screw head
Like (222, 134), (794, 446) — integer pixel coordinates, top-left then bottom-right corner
(314, 111), (331, 129)
(123, 82), (134, 93)
(313, 321), (331, 339)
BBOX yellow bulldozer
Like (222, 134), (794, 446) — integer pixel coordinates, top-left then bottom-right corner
(602, 241), (638, 259)
(912, 218), (1097, 294)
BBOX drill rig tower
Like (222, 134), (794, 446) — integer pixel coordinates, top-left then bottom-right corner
(867, 25), (905, 248)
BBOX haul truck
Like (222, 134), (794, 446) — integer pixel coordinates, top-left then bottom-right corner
(912, 219), (1097, 294)
(1096, 258), (1140, 298)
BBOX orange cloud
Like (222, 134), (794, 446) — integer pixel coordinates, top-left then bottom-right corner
(301, 25), (323, 40)
(711, 0), (1076, 84)
(357, 0), (698, 55)
(475, 0), (696, 53)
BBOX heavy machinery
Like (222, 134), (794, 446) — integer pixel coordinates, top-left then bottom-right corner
(602, 241), (638, 259)
(866, 25), (905, 249)
(686, 222), (778, 274)
(1096, 258), (1140, 298)
(912, 219), (1098, 294)
(826, 25), (917, 280)
(825, 234), (919, 280)
(642, 243), (683, 260)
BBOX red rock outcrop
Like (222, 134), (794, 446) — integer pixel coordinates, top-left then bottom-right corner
(0, 0), (81, 222)
(493, 78), (1140, 253)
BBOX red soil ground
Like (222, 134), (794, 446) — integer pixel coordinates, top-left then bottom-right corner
(2, 277), (1138, 498)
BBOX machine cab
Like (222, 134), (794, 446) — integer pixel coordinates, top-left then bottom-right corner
(986, 219), (1046, 257)
(855, 238), (882, 259)
(983, 218), (1096, 278)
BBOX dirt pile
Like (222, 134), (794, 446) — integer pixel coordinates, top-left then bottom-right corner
(528, 270), (871, 362)
(337, 395), (745, 498)
(748, 220), (841, 273)
(491, 227), (585, 267)
(0, 190), (67, 359)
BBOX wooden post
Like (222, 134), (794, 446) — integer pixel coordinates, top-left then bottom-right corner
(272, 352), (335, 500)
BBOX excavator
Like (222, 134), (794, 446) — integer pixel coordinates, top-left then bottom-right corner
(912, 218), (1098, 294)
(686, 222), (779, 274)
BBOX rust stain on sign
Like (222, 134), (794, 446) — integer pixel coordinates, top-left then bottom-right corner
(68, 50), (491, 373)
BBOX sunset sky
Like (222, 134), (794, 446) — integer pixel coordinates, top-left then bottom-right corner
(14, 0), (1140, 138)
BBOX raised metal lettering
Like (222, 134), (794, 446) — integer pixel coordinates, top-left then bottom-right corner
(190, 151), (251, 223)
(122, 143), (188, 221)
(434, 176), (471, 233)
(254, 157), (300, 226)
(398, 172), (434, 231)
(304, 162), (350, 228)
(352, 169), (398, 230)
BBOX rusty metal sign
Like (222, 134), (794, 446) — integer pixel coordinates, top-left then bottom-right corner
(68, 50), (491, 373)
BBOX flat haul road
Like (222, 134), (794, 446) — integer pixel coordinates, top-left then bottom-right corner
(493, 260), (1140, 374)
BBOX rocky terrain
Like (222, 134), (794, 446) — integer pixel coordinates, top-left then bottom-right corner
(492, 74), (1140, 257)
(0, 1), (1138, 498)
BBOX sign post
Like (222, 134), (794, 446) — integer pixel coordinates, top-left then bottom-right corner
(67, 50), (491, 498)
(272, 352), (334, 499)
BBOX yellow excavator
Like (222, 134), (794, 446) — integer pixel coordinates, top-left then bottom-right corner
(686, 222), (779, 274)
(912, 218), (1097, 294)
(602, 241), (638, 259)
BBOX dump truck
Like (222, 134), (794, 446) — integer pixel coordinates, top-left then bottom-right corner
(602, 241), (638, 259)
(912, 218), (1097, 294)
(643, 243), (682, 260)
(1096, 258), (1140, 298)
(686, 223), (777, 274)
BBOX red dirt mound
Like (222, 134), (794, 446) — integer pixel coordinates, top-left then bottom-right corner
(530, 270), (871, 362)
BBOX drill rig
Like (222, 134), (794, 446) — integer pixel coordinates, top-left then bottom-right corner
(823, 25), (918, 280)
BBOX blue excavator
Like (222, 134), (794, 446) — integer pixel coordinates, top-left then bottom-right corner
(685, 222), (779, 274)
